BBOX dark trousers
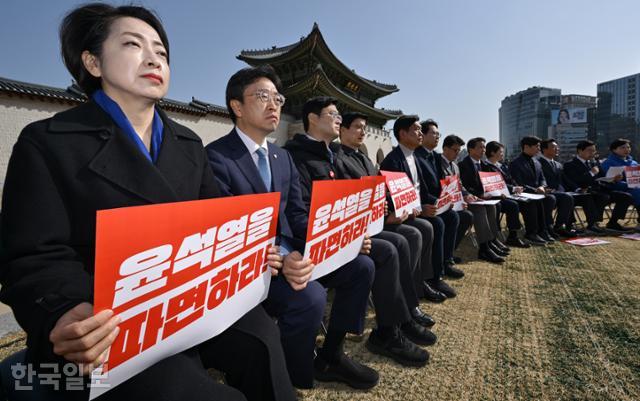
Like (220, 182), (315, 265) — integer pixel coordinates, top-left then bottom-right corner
(498, 198), (522, 231)
(512, 199), (546, 235)
(263, 277), (325, 388)
(420, 209), (459, 281)
(548, 192), (573, 228)
(572, 192), (609, 226)
(455, 209), (474, 249)
(540, 194), (557, 229)
(376, 228), (421, 311)
(606, 190), (635, 222)
(390, 218), (434, 296)
(369, 236), (412, 326)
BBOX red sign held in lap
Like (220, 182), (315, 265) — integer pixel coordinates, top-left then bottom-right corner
(380, 170), (421, 216)
(479, 171), (510, 197)
(91, 193), (280, 399)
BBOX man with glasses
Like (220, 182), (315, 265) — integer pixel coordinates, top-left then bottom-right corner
(206, 68), (379, 390)
(285, 97), (432, 369)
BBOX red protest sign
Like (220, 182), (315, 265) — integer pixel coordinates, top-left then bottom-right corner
(436, 175), (463, 215)
(479, 171), (509, 197)
(360, 176), (387, 236)
(304, 179), (378, 280)
(91, 193), (280, 399)
(380, 170), (421, 216)
(625, 165), (640, 188)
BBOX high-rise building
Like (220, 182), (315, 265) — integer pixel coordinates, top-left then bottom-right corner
(499, 86), (561, 160)
(596, 73), (640, 161)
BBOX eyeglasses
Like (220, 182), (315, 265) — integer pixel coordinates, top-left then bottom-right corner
(252, 90), (286, 107)
(321, 111), (342, 122)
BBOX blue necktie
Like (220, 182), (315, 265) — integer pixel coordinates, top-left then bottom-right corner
(256, 148), (271, 191)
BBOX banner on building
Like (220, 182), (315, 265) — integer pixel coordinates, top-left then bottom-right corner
(304, 179), (381, 281)
(479, 171), (510, 197)
(91, 193), (280, 399)
(380, 170), (422, 216)
(551, 107), (588, 125)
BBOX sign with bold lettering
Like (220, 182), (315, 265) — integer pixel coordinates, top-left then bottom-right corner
(479, 171), (510, 197)
(436, 175), (464, 215)
(304, 179), (379, 280)
(91, 193), (280, 399)
(625, 165), (640, 188)
(380, 170), (421, 216)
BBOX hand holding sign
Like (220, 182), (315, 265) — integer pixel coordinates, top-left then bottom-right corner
(282, 251), (315, 290)
(50, 303), (121, 375)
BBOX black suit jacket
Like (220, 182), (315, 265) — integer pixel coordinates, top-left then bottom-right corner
(481, 161), (518, 193)
(414, 147), (443, 200)
(509, 153), (547, 193)
(458, 156), (492, 197)
(0, 100), (221, 362)
(379, 146), (435, 205)
(205, 129), (309, 250)
(563, 157), (603, 191)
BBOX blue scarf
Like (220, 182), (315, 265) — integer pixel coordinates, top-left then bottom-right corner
(93, 89), (164, 164)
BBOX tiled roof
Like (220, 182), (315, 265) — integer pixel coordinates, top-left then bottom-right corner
(0, 76), (229, 117)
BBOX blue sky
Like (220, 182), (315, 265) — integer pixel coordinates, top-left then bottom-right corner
(2, 0), (639, 142)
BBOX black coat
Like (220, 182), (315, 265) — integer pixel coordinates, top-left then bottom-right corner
(414, 147), (444, 199)
(0, 101), (289, 396)
(539, 157), (577, 191)
(337, 144), (377, 178)
(283, 133), (343, 208)
(458, 156), (494, 197)
(379, 146), (434, 205)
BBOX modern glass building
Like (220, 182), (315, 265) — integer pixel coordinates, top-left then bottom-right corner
(596, 73), (640, 161)
(499, 86), (561, 160)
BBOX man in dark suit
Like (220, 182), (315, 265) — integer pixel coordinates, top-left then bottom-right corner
(538, 138), (605, 237)
(459, 139), (534, 247)
(206, 67), (380, 389)
(336, 111), (436, 328)
(440, 135), (509, 263)
(284, 98), (432, 368)
(563, 140), (631, 233)
(379, 115), (459, 303)
(416, 120), (472, 273)
(538, 139), (579, 237)
(508, 136), (558, 242)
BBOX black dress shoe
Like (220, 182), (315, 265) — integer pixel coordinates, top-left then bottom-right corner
(492, 239), (511, 253)
(546, 228), (560, 239)
(444, 263), (465, 279)
(586, 225), (607, 235)
(421, 282), (447, 303)
(429, 279), (457, 298)
(487, 241), (509, 257)
(410, 307), (435, 328)
(314, 351), (379, 389)
(366, 328), (429, 367)
(453, 256), (463, 264)
(401, 321), (437, 346)
(554, 227), (577, 238)
(606, 222), (634, 233)
(524, 234), (547, 246)
(539, 231), (556, 242)
(478, 248), (505, 264)
(505, 236), (531, 248)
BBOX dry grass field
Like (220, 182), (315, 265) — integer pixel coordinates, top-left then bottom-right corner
(1, 232), (638, 401)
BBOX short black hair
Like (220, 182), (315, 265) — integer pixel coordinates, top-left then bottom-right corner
(392, 115), (420, 140)
(576, 140), (595, 152)
(467, 137), (486, 150)
(225, 65), (282, 124)
(340, 111), (368, 129)
(302, 96), (338, 132)
(520, 136), (542, 150)
(420, 119), (438, 134)
(610, 138), (631, 151)
(540, 138), (557, 150)
(485, 141), (504, 158)
(60, 3), (170, 96)
(442, 135), (465, 148)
